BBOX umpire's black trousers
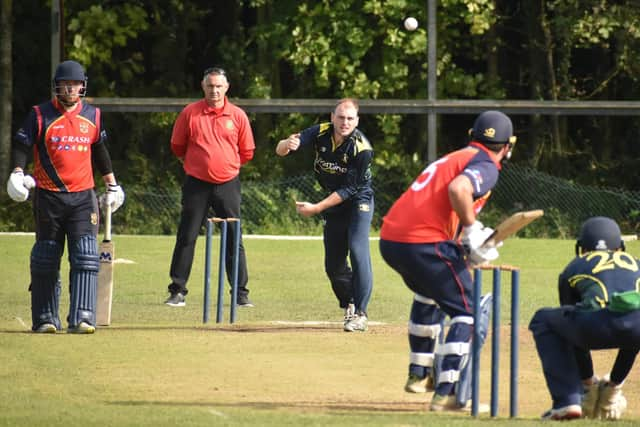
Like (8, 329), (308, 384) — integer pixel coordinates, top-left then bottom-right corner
(168, 175), (249, 297)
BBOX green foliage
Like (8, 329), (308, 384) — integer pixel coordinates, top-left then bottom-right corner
(0, 194), (32, 231)
(8, 0), (640, 238)
(67, 4), (149, 91)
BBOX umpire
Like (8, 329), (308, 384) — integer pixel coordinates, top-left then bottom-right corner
(6, 60), (124, 334)
(529, 216), (640, 420)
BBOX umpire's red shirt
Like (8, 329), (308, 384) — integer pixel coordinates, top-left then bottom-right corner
(171, 97), (255, 184)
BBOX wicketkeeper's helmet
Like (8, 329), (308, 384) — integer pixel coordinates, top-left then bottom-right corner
(576, 216), (624, 255)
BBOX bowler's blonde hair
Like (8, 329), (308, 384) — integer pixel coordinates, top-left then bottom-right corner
(334, 98), (359, 113)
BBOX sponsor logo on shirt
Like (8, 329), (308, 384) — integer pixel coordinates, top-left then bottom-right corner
(51, 135), (92, 143)
(315, 158), (347, 174)
(465, 168), (484, 186)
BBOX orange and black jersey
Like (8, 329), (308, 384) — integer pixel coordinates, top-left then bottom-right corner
(380, 142), (501, 243)
(558, 250), (640, 310)
(298, 122), (373, 201)
(13, 98), (112, 192)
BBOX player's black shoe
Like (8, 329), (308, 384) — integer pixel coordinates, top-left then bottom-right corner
(165, 292), (186, 307)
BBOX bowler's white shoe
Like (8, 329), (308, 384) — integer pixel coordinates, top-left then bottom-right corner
(344, 313), (368, 332)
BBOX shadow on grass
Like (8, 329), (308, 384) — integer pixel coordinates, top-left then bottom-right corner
(107, 399), (427, 413)
(0, 324), (365, 334)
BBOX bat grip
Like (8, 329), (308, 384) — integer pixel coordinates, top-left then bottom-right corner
(104, 203), (112, 242)
(481, 230), (497, 248)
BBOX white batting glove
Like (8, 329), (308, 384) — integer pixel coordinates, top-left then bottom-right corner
(99, 183), (125, 213)
(6, 170), (34, 202)
(467, 246), (500, 267)
(460, 221), (500, 266)
(597, 379), (627, 420)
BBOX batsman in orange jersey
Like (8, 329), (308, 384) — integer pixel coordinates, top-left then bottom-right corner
(379, 111), (517, 412)
(7, 60), (124, 334)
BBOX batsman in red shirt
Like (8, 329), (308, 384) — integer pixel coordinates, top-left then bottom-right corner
(165, 67), (255, 308)
(379, 111), (517, 412)
(7, 60), (125, 334)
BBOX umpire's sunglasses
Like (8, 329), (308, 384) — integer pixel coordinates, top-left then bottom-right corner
(203, 67), (226, 79)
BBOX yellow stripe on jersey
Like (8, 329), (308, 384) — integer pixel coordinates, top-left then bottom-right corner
(568, 274), (608, 307)
(355, 136), (372, 153)
(318, 122), (331, 135)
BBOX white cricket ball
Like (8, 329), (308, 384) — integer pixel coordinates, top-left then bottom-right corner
(23, 175), (36, 189)
(404, 17), (418, 32)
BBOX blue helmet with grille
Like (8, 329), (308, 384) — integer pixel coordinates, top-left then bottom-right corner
(52, 60), (87, 99)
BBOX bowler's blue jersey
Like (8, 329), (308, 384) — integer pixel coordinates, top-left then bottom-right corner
(298, 122), (373, 202)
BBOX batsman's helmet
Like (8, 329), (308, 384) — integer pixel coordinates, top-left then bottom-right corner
(52, 60), (87, 97)
(575, 216), (624, 255)
(470, 110), (516, 145)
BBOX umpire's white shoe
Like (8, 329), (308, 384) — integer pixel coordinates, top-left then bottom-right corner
(541, 404), (582, 420)
(344, 313), (368, 332)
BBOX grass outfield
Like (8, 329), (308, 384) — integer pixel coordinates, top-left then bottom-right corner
(1, 234), (639, 426)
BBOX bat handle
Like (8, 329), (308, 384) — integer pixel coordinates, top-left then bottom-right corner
(481, 230), (497, 248)
(104, 202), (112, 242)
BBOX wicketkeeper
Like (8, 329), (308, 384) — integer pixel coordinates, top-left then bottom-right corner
(529, 216), (640, 420)
(7, 60), (124, 334)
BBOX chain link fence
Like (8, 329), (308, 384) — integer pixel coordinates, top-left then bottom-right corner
(120, 163), (640, 237)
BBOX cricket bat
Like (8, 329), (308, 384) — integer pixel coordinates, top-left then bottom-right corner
(482, 209), (544, 248)
(97, 203), (114, 326)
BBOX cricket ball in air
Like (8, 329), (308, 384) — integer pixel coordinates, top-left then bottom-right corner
(23, 175), (36, 189)
(404, 17), (418, 31)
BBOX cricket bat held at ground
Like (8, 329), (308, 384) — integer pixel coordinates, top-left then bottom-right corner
(97, 204), (114, 326)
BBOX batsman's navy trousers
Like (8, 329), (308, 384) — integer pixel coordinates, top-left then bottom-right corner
(169, 175), (249, 297)
(34, 188), (99, 241)
(380, 239), (478, 396)
(379, 240), (473, 317)
(529, 306), (640, 408)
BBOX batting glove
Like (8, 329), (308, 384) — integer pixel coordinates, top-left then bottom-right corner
(597, 378), (627, 420)
(99, 183), (125, 213)
(6, 170), (34, 202)
(460, 221), (500, 266)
